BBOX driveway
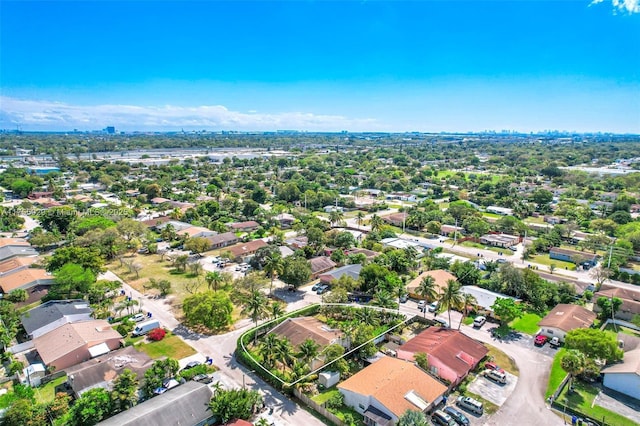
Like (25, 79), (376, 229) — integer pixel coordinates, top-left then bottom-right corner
(468, 371), (518, 406)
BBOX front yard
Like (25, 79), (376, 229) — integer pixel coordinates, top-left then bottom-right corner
(509, 313), (543, 335)
(133, 332), (197, 359)
(546, 348), (567, 398)
(529, 254), (576, 271)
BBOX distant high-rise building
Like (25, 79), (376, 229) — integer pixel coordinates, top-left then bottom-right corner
(105, 126), (115, 134)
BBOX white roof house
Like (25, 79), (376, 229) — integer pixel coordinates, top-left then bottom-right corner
(460, 285), (520, 315)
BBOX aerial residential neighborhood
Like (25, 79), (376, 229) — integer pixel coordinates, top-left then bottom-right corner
(0, 132), (638, 426)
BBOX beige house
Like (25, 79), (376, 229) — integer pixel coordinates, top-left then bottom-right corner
(33, 320), (123, 371)
(537, 304), (597, 342)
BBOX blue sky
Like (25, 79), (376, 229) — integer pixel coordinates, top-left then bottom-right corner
(1, 0), (639, 133)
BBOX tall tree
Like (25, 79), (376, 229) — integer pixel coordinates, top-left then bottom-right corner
(263, 253), (284, 295)
(439, 279), (464, 327)
(242, 290), (269, 343)
(458, 292), (478, 330)
(110, 369), (139, 413)
(561, 349), (586, 390)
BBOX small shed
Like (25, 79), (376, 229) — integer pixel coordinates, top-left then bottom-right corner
(318, 371), (340, 388)
(21, 363), (46, 387)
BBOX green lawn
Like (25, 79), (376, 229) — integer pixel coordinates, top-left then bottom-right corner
(546, 348), (567, 398)
(510, 313), (543, 335)
(529, 254), (576, 271)
(311, 389), (339, 405)
(484, 343), (519, 375)
(34, 375), (67, 405)
(482, 212), (502, 219)
(136, 333), (197, 359)
(459, 241), (513, 256)
(557, 381), (635, 426)
(604, 323), (640, 338)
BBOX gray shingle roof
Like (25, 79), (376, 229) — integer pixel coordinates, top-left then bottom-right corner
(97, 381), (213, 426)
(21, 299), (92, 335)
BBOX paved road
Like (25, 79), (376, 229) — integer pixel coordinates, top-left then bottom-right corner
(101, 270), (326, 426)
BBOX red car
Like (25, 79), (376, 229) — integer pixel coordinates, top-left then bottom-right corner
(484, 361), (505, 373)
(534, 335), (548, 346)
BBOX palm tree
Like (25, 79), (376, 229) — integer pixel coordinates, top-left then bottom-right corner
(270, 302), (285, 320)
(438, 279), (464, 327)
(356, 211), (365, 229)
(417, 275), (438, 318)
(241, 291), (269, 344)
(205, 271), (224, 292)
(263, 253), (284, 295)
(259, 333), (280, 368)
(297, 338), (320, 363)
(561, 349), (586, 390)
(458, 293), (478, 330)
(276, 337), (295, 373)
(372, 290), (396, 309)
(329, 209), (345, 227)
(356, 307), (378, 326)
(369, 214), (383, 232)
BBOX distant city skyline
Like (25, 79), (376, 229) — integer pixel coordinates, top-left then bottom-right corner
(1, 1), (638, 133)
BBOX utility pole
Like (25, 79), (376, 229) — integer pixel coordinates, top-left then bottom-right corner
(607, 244), (614, 269)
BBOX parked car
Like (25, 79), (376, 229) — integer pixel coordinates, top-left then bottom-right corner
(497, 258), (507, 264)
(162, 378), (180, 390)
(456, 396), (484, 415)
(417, 300), (426, 311)
(311, 283), (322, 291)
(316, 284), (330, 295)
(473, 316), (486, 328)
(131, 313), (146, 322)
(443, 406), (470, 426)
(435, 318), (449, 328)
(485, 361), (505, 373)
(549, 337), (560, 348)
(153, 387), (168, 395)
(181, 361), (201, 372)
(399, 294), (409, 303)
(483, 368), (507, 384)
(428, 301), (439, 312)
(192, 374), (213, 384)
(534, 334), (548, 346)
(432, 409), (457, 426)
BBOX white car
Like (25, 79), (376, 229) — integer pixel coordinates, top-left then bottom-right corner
(131, 313), (146, 322)
(417, 300), (426, 311)
(473, 316), (486, 328)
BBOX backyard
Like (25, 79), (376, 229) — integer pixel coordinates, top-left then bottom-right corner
(34, 375), (67, 405)
(311, 389), (365, 426)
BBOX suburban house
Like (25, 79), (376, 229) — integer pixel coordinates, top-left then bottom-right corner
(460, 286), (521, 318)
(65, 346), (153, 397)
(309, 256), (337, 279)
(549, 247), (598, 266)
(380, 238), (423, 251)
(440, 224), (464, 237)
(33, 320), (123, 371)
(406, 270), (456, 299)
(338, 356), (448, 425)
(397, 328), (488, 385)
(21, 300), (93, 339)
(345, 248), (379, 261)
(319, 264), (363, 284)
(177, 226), (216, 239)
(269, 317), (347, 349)
(285, 235), (308, 249)
(97, 381), (215, 426)
(0, 268), (54, 296)
(226, 221), (260, 232)
(381, 212), (408, 227)
(227, 240), (268, 261)
(537, 304), (597, 342)
(274, 213), (295, 228)
(594, 285), (640, 321)
(0, 256), (37, 276)
(479, 233), (520, 248)
(486, 206), (514, 216)
(205, 232), (239, 249)
(0, 243), (38, 262)
(601, 333), (640, 401)
(149, 197), (171, 205)
(141, 216), (172, 229)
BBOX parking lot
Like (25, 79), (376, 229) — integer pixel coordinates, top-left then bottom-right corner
(467, 370), (518, 407)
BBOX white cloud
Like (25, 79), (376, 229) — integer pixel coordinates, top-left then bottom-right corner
(590, 0), (640, 13)
(0, 96), (383, 132)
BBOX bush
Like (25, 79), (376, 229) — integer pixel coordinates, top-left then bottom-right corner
(148, 328), (166, 341)
(326, 392), (344, 409)
(116, 320), (135, 337)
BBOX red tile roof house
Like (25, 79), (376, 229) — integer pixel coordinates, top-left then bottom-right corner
(397, 327), (488, 386)
(381, 212), (408, 227)
(226, 221), (260, 232)
(309, 256), (337, 279)
(594, 285), (640, 321)
(227, 239), (268, 261)
(205, 232), (239, 249)
(406, 270), (456, 299)
(33, 320), (123, 371)
(338, 356), (448, 426)
(0, 268), (54, 296)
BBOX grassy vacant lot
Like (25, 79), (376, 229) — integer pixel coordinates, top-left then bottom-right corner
(34, 375), (67, 405)
(529, 254), (576, 271)
(546, 348), (567, 398)
(557, 381), (633, 426)
(510, 313), (543, 335)
(136, 333), (197, 359)
(484, 343), (518, 376)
